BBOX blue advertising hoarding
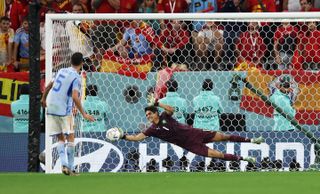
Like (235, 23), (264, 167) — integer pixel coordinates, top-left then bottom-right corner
(0, 131), (318, 172)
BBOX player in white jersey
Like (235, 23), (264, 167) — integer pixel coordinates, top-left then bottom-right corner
(41, 52), (95, 176)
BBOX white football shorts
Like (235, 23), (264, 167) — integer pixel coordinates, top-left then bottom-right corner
(47, 115), (74, 136)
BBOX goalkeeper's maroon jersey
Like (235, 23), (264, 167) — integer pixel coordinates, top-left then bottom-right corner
(143, 112), (216, 156)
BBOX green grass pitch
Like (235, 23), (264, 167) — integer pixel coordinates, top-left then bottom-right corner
(0, 172), (319, 194)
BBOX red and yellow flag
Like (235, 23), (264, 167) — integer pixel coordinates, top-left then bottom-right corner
(101, 50), (153, 80)
(240, 69), (320, 125)
(0, 72), (29, 117)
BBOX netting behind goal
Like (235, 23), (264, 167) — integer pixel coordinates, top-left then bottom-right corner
(45, 13), (320, 173)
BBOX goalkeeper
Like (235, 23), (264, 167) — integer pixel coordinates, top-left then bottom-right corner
(118, 96), (264, 162)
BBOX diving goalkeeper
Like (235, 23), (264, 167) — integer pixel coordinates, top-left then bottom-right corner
(118, 96), (264, 162)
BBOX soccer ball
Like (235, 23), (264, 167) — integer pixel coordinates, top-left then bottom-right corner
(106, 127), (123, 141)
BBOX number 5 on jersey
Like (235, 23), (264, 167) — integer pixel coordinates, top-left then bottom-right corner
(53, 74), (66, 92)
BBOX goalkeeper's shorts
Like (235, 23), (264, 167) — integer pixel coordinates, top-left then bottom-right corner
(182, 130), (217, 157)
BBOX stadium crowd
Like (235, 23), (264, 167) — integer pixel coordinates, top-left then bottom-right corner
(1, 0), (320, 73)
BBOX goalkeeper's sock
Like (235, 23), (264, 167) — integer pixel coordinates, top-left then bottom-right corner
(223, 154), (242, 161)
(229, 135), (250, 143)
(57, 141), (68, 167)
(67, 142), (75, 171)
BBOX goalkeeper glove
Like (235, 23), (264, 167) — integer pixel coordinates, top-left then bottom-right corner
(147, 93), (159, 106)
(117, 128), (128, 140)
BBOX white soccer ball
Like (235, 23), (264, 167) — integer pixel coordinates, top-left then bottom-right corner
(106, 127), (123, 141)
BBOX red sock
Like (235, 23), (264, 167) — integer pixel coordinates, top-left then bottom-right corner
(223, 154), (242, 161)
(229, 135), (250, 142)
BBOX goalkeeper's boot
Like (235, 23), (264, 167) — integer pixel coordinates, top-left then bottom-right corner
(251, 136), (264, 144)
(62, 166), (71, 176)
(243, 156), (256, 164)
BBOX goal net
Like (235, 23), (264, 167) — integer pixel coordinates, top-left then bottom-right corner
(45, 13), (320, 173)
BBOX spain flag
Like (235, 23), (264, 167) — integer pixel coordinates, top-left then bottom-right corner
(101, 50), (153, 80)
(0, 72), (29, 117)
(240, 69), (320, 125)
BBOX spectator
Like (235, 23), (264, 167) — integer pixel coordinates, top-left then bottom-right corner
(193, 21), (224, 70)
(220, 0), (244, 12)
(52, 0), (73, 13)
(193, 79), (223, 131)
(91, 0), (137, 59)
(235, 21), (266, 70)
(92, 0), (118, 13)
(243, 0), (277, 65)
(82, 85), (110, 132)
(270, 76), (296, 131)
(138, 0), (158, 28)
(22, 0), (68, 22)
(13, 17), (29, 71)
(108, 20), (154, 60)
(78, 0), (92, 12)
(92, 0), (137, 13)
(189, 0), (218, 70)
(139, 0), (157, 13)
(189, 0), (217, 32)
(274, 21), (299, 70)
(216, 0), (226, 11)
(300, 0), (320, 11)
(282, 0), (301, 11)
(157, 0), (189, 29)
(0, 16), (14, 72)
(221, 0), (246, 70)
(37, 0), (63, 16)
(158, 79), (188, 124)
(138, 0), (160, 34)
(242, 0), (276, 12)
(293, 21), (320, 70)
(66, 3), (96, 71)
(5, 0), (26, 31)
(156, 20), (190, 67)
(11, 84), (30, 133)
(157, 0), (189, 13)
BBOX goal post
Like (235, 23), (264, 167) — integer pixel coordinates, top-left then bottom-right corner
(45, 12), (320, 173)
